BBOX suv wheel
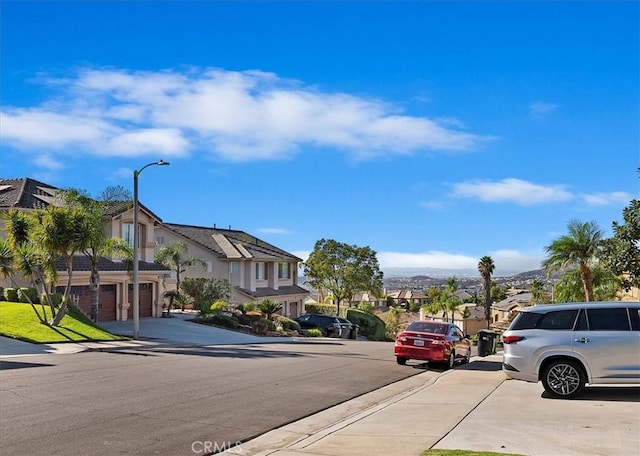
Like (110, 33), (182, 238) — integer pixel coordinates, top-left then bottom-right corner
(542, 359), (586, 399)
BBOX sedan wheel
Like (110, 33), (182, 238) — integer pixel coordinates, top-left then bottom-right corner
(444, 351), (455, 370)
(396, 357), (407, 366)
(542, 359), (586, 399)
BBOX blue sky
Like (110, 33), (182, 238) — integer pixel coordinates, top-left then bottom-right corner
(1, 1), (638, 277)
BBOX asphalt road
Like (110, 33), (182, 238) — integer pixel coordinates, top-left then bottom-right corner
(1, 339), (426, 456)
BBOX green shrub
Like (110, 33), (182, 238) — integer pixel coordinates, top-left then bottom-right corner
(274, 315), (301, 332)
(304, 303), (348, 317)
(0, 287), (3, 301)
(4, 288), (18, 302)
(346, 308), (386, 341)
(358, 301), (374, 314)
(243, 301), (257, 313)
(209, 300), (229, 315)
(18, 287), (39, 304)
(41, 293), (63, 308)
(408, 301), (421, 313)
(251, 317), (276, 335)
(258, 299), (283, 320)
(306, 328), (323, 337)
(205, 314), (239, 330)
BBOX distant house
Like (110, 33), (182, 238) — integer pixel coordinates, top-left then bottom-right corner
(491, 291), (533, 330)
(387, 290), (429, 307)
(0, 177), (308, 321)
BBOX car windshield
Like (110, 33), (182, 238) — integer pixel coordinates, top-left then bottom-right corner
(405, 322), (447, 334)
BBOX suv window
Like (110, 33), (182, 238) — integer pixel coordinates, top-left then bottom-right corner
(630, 308), (640, 331)
(536, 310), (578, 330)
(587, 308), (630, 331)
(509, 311), (542, 330)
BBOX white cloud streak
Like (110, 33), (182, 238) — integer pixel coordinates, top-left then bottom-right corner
(528, 101), (558, 119)
(581, 191), (632, 206)
(451, 178), (574, 206)
(1, 67), (490, 166)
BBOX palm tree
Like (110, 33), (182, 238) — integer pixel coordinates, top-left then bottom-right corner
(59, 189), (133, 322)
(258, 299), (283, 320)
(552, 264), (619, 302)
(542, 219), (602, 302)
(155, 242), (207, 294)
(478, 256), (495, 328)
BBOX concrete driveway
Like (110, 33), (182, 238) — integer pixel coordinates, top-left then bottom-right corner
(97, 312), (298, 346)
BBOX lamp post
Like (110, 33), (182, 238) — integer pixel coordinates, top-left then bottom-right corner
(132, 159), (170, 339)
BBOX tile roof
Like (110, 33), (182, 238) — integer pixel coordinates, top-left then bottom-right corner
(163, 223), (302, 261)
(236, 285), (309, 299)
(53, 255), (170, 273)
(493, 292), (533, 310)
(0, 178), (60, 209)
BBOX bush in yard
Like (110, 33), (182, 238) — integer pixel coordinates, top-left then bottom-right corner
(274, 315), (301, 332)
(4, 288), (18, 302)
(306, 328), (323, 337)
(346, 308), (386, 341)
(251, 318), (276, 335)
(18, 287), (40, 304)
(303, 303), (340, 316)
(206, 314), (239, 330)
(358, 301), (374, 314)
(243, 301), (257, 313)
(0, 287), (3, 301)
(209, 300), (229, 315)
(258, 299), (283, 320)
(40, 293), (63, 308)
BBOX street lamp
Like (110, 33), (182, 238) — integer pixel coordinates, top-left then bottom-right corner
(132, 159), (170, 339)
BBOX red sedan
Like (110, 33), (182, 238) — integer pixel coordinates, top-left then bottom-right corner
(394, 320), (472, 369)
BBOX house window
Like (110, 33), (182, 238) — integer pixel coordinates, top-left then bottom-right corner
(156, 236), (165, 245)
(278, 262), (290, 279)
(206, 261), (213, 273)
(123, 223), (136, 248)
(255, 262), (266, 280)
(231, 261), (239, 274)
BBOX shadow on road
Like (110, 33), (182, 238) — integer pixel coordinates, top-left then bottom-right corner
(542, 386), (640, 402)
(0, 360), (53, 370)
(457, 360), (503, 371)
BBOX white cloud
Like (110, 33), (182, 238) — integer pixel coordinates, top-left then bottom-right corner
(33, 153), (65, 171)
(1, 67), (490, 166)
(378, 251), (478, 269)
(451, 178), (574, 206)
(528, 101), (558, 119)
(581, 191), (631, 206)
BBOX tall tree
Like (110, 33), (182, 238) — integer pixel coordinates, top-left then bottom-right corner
(542, 219), (602, 302)
(58, 188), (133, 322)
(599, 199), (640, 292)
(478, 256), (495, 328)
(303, 239), (383, 316)
(552, 264), (619, 302)
(179, 277), (230, 314)
(155, 242), (207, 312)
(3, 206), (93, 326)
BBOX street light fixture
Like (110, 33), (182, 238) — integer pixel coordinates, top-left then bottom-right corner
(132, 159), (170, 339)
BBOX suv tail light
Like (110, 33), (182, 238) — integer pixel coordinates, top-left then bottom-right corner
(502, 335), (525, 344)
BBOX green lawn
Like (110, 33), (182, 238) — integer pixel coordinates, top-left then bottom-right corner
(0, 301), (128, 343)
(422, 450), (525, 456)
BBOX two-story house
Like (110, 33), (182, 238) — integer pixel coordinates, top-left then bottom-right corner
(0, 177), (308, 321)
(156, 223), (308, 318)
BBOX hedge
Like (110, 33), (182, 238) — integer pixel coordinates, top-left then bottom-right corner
(303, 303), (348, 318)
(18, 287), (39, 304)
(346, 308), (386, 341)
(4, 288), (18, 302)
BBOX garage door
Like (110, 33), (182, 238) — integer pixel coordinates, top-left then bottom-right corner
(139, 284), (153, 317)
(98, 285), (117, 321)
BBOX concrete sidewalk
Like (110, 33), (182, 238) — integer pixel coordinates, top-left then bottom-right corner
(222, 354), (640, 456)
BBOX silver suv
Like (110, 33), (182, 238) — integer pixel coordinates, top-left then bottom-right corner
(502, 302), (640, 398)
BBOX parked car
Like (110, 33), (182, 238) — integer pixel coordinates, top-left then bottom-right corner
(502, 302), (640, 399)
(394, 320), (471, 368)
(294, 314), (342, 337)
